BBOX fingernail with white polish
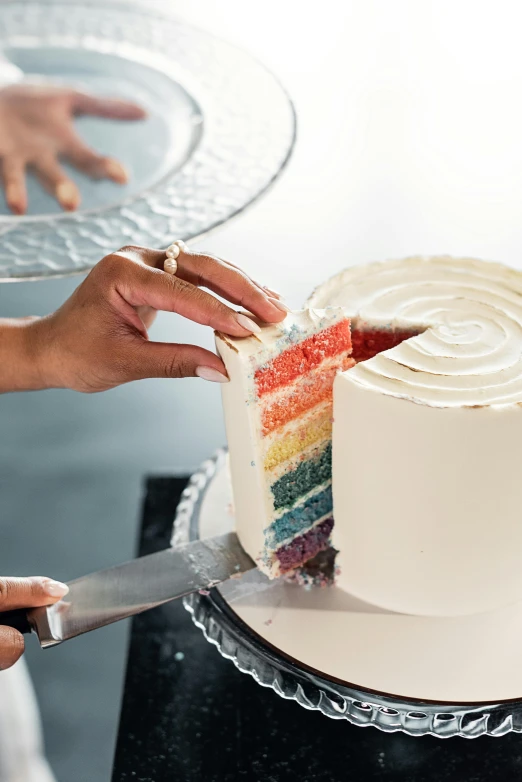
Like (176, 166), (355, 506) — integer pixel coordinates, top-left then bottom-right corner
(264, 286), (283, 299)
(268, 296), (291, 313)
(196, 366), (229, 383)
(236, 313), (261, 333)
(42, 579), (69, 598)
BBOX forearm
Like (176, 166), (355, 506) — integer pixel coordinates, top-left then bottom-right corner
(0, 318), (48, 392)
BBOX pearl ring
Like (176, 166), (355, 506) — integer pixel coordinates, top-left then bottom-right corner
(164, 240), (187, 275)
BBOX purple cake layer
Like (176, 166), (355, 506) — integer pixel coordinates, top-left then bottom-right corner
(275, 517), (334, 573)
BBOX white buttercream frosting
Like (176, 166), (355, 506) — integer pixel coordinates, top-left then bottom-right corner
(306, 255), (522, 617)
(307, 255), (522, 407)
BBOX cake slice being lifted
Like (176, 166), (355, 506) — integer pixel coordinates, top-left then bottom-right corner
(216, 310), (353, 577)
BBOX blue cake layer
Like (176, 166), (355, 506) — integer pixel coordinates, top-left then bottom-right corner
(270, 443), (332, 511)
(265, 485), (333, 548)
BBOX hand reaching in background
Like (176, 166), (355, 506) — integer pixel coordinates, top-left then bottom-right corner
(0, 84), (146, 214)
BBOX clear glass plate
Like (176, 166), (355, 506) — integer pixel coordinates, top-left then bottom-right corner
(173, 451), (522, 739)
(0, 0), (295, 280)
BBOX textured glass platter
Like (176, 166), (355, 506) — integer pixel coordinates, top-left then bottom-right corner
(173, 451), (522, 739)
(0, 1), (295, 280)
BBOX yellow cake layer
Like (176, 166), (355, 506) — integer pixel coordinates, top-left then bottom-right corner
(263, 406), (333, 471)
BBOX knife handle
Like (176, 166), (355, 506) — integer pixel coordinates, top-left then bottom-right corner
(0, 609), (32, 635)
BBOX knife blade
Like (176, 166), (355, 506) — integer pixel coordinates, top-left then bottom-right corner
(0, 533), (255, 648)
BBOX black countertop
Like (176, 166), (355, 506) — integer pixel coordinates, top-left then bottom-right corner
(112, 477), (522, 782)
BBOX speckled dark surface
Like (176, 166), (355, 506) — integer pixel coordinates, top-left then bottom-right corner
(111, 477), (522, 782)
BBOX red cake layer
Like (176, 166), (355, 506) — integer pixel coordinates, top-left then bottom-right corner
(351, 327), (419, 363)
(255, 320), (351, 397)
(261, 356), (355, 435)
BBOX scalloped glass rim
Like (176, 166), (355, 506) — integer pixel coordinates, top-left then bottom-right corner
(173, 450), (522, 738)
(0, 0), (296, 280)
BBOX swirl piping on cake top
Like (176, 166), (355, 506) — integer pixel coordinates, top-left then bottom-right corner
(307, 255), (522, 408)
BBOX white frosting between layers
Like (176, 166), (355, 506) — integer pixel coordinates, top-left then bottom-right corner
(256, 354), (348, 409)
(266, 435), (331, 485)
(261, 398), (331, 459)
(307, 255), (522, 407)
(270, 479), (332, 524)
(270, 512), (334, 566)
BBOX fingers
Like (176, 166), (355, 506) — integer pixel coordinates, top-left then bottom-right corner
(64, 138), (128, 184)
(107, 252), (268, 338)
(0, 576), (69, 611)
(114, 246), (288, 325)
(125, 341), (229, 383)
(1, 157), (27, 215)
(176, 251), (290, 323)
(71, 92), (147, 121)
(32, 156), (81, 211)
(220, 259), (283, 299)
(0, 626), (24, 670)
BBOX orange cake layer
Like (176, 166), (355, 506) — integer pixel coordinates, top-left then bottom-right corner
(255, 320), (352, 397)
(261, 356), (355, 435)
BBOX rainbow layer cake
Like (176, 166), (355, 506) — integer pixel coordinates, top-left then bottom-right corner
(216, 309), (353, 577)
(217, 257), (522, 619)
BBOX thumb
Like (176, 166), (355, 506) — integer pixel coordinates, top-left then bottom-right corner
(125, 341), (230, 383)
(0, 626), (25, 670)
(0, 577), (69, 611)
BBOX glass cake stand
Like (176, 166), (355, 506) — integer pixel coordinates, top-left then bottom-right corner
(173, 450), (522, 739)
(0, 0), (295, 280)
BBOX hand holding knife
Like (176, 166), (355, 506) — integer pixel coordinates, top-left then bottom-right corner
(0, 533), (255, 655)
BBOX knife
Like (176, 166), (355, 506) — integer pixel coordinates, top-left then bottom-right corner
(0, 533), (255, 648)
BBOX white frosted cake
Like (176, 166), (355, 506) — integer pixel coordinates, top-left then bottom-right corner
(218, 256), (522, 616)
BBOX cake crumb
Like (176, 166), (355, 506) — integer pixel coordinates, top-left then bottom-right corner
(287, 572), (327, 589)
(264, 618), (273, 626)
(284, 547), (338, 589)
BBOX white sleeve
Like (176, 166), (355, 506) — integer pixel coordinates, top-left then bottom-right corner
(0, 52), (23, 88)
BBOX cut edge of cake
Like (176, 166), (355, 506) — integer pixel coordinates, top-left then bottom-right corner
(216, 309), (352, 578)
(217, 308), (422, 579)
